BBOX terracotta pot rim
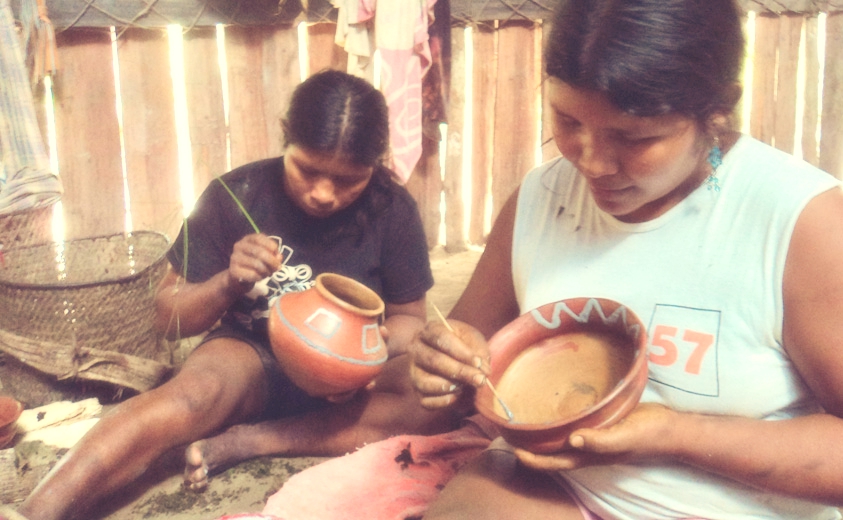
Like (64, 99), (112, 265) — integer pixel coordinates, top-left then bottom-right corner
(0, 396), (23, 449)
(314, 273), (385, 317)
(475, 297), (649, 433)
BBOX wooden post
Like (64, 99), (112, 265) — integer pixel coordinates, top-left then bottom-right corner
(468, 24), (496, 245)
(750, 14), (777, 146)
(259, 26), (301, 159)
(117, 28), (182, 240)
(773, 13), (802, 154)
(541, 20), (560, 163)
(820, 11), (843, 179)
(490, 20), (539, 221)
(53, 29), (124, 239)
(225, 26), (272, 170)
(405, 134), (443, 249)
(443, 26), (467, 252)
(801, 15), (820, 166)
(306, 22), (347, 76)
(216, 25), (300, 176)
(183, 27), (228, 201)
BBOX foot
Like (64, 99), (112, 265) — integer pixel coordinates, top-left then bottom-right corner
(183, 424), (263, 492)
(184, 441), (211, 492)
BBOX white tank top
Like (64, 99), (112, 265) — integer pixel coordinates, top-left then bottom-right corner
(511, 135), (841, 519)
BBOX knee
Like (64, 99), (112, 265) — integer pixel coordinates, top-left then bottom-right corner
(162, 369), (229, 418)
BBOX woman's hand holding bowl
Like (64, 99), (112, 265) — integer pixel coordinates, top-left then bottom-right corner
(511, 402), (678, 471)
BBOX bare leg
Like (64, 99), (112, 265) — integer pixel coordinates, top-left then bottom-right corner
(184, 354), (465, 490)
(17, 339), (268, 520)
(423, 446), (585, 520)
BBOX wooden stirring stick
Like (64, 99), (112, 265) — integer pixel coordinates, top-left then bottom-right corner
(431, 304), (515, 422)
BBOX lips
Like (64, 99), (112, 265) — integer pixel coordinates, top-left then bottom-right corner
(305, 208), (334, 218)
(589, 183), (631, 196)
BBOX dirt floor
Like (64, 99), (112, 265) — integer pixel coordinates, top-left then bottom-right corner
(0, 245), (483, 520)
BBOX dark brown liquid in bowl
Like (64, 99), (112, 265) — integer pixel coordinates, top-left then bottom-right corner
(494, 331), (635, 424)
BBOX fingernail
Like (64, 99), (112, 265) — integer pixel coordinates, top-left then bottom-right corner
(472, 356), (483, 369)
(570, 435), (584, 448)
(472, 373), (486, 386)
(448, 384), (458, 392)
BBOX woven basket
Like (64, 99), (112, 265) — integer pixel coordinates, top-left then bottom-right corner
(0, 231), (172, 393)
(0, 204), (54, 250)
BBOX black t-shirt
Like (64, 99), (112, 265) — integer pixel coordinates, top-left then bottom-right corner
(166, 156), (434, 336)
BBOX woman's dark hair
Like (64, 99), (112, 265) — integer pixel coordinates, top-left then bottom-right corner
(545, 0), (745, 122)
(283, 69), (390, 167)
(282, 70), (396, 246)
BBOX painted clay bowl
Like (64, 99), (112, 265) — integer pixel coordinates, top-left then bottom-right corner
(475, 297), (648, 454)
(0, 395), (23, 448)
(268, 273), (387, 397)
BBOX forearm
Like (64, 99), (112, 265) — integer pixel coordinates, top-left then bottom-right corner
(382, 297), (428, 357)
(155, 270), (242, 339)
(383, 313), (426, 356)
(670, 411), (843, 505)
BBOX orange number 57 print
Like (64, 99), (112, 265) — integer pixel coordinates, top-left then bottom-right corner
(649, 325), (715, 375)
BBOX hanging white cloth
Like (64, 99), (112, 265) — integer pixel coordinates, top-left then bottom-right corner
(0, 0), (61, 215)
(333, 0), (377, 81)
(333, 0), (436, 184)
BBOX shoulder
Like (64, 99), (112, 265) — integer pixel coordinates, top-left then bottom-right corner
(221, 157), (284, 185)
(782, 185), (843, 414)
(206, 157), (284, 210)
(724, 136), (839, 212)
(729, 136), (837, 187)
(199, 157), (283, 199)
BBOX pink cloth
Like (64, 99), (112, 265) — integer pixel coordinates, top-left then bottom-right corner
(333, 0), (437, 183)
(261, 422), (492, 520)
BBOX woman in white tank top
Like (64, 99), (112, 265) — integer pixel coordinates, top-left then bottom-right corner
(409, 0), (843, 518)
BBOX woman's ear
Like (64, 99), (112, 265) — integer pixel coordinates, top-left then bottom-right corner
(707, 83), (743, 136)
(708, 82), (744, 134)
(723, 82), (743, 109)
(716, 82), (744, 125)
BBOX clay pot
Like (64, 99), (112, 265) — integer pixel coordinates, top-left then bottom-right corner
(0, 395), (23, 448)
(268, 273), (387, 397)
(475, 297), (648, 454)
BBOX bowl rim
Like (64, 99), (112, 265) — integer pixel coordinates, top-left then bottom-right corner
(0, 395), (23, 427)
(314, 273), (385, 317)
(474, 297), (648, 432)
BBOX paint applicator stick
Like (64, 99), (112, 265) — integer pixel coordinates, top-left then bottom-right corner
(431, 304), (515, 422)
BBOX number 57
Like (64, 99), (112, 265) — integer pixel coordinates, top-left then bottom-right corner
(648, 325), (714, 375)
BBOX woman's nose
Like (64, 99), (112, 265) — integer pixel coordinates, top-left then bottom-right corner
(577, 135), (618, 179)
(561, 131), (618, 178)
(310, 178), (335, 205)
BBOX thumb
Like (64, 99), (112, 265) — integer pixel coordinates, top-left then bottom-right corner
(568, 427), (611, 451)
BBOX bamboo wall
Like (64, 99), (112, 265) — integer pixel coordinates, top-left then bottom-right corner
(19, 8), (843, 252)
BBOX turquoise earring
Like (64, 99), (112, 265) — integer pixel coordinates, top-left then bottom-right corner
(706, 136), (722, 192)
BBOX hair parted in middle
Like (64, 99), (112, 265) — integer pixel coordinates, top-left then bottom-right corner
(545, 0), (746, 123)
